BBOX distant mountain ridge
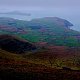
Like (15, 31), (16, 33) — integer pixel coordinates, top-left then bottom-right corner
(0, 11), (31, 16)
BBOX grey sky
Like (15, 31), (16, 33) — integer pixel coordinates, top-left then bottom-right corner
(0, 0), (79, 16)
(0, 0), (80, 31)
(0, 0), (79, 9)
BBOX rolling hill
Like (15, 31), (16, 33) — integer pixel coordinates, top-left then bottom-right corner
(0, 17), (80, 47)
(0, 34), (36, 53)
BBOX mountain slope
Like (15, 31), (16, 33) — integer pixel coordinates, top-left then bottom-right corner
(0, 34), (36, 53)
(0, 17), (80, 47)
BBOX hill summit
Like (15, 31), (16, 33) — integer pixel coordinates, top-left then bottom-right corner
(31, 17), (73, 28)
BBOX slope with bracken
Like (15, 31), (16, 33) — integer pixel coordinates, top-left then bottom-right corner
(0, 46), (80, 80)
(0, 35), (80, 80)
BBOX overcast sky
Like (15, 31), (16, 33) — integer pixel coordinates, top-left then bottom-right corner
(0, 0), (79, 7)
(0, 0), (80, 31)
(0, 0), (79, 10)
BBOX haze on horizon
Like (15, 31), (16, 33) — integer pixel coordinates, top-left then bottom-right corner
(0, 0), (80, 31)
